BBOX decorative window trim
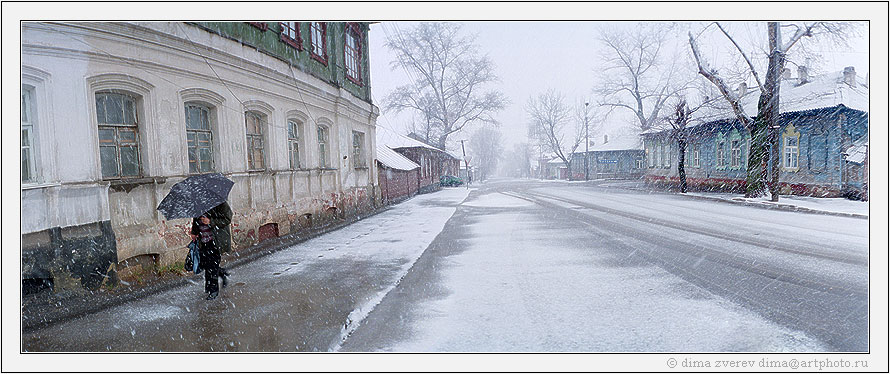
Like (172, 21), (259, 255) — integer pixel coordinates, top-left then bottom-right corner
(782, 123), (801, 172)
(248, 22), (268, 31)
(309, 22), (328, 65)
(692, 144), (701, 168)
(344, 22), (363, 86)
(279, 22), (303, 51)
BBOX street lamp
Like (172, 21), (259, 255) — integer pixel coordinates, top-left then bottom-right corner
(584, 101), (590, 181)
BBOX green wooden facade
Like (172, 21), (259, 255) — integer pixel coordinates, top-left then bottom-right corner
(191, 22), (372, 104)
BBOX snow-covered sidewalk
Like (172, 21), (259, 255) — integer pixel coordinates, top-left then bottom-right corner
(21, 187), (471, 354)
(687, 192), (869, 218)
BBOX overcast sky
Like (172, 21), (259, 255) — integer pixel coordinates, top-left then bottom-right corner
(368, 21), (870, 151)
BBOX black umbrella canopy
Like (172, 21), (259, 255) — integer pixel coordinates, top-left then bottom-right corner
(157, 173), (234, 220)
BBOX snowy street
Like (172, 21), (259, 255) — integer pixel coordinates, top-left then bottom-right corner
(340, 179), (868, 352)
(21, 180), (868, 352)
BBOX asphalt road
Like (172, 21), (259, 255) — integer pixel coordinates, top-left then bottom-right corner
(340, 179), (869, 352)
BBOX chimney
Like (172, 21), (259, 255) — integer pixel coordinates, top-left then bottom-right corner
(736, 82), (748, 97)
(843, 66), (856, 87)
(603, 134), (609, 144)
(797, 65), (809, 84)
(782, 68), (791, 79)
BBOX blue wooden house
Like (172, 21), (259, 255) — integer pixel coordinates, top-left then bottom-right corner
(570, 134), (645, 180)
(642, 67), (868, 198)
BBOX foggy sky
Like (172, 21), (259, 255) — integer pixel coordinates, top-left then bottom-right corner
(369, 21), (869, 151)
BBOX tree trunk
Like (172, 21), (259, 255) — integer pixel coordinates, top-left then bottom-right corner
(765, 22), (784, 202)
(746, 22), (784, 200)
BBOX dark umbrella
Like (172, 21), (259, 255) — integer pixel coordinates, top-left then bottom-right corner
(157, 173), (234, 220)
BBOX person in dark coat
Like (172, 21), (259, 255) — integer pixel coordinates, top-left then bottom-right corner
(190, 202), (233, 300)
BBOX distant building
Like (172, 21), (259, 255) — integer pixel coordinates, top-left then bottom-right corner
(641, 67), (868, 198)
(377, 127), (460, 194)
(570, 134), (645, 180)
(376, 144), (420, 204)
(21, 22), (378, 293)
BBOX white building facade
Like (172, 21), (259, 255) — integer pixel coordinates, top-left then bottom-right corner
(21, 22), (378, 293)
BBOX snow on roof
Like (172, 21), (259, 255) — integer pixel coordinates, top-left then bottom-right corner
(643, 69), (869, 135)
(845, 136), (868, 164)
(376, 125), (442, 151)
(376, 144), (420, 171)
(589, 135), (643, 151)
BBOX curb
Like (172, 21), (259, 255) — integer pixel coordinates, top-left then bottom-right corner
(22, 205), (391, 332)
(607, 181), (868, 220)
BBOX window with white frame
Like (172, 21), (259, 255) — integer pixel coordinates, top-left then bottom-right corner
(245, 111), (266, 171)
(280, 22), (302, 50)
(692, 144), (700, 168)
(715, 134), (726, 169)
(730, 139), (741, 168)
(317, 125), (329, 168)
(287, 119), (302, 169)
(352, 131), (365, 167)
(662, 141), (669, 167)
(309, 22), (327, 63)
(185, 103), (214, 174)
(96, 92), (141, 179)
(22, 87), (37, 182)
(784, 135), (799, 170)
(344, 23), (362, 84)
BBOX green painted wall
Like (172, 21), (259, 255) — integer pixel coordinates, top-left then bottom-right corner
(190, 22), (372, 104)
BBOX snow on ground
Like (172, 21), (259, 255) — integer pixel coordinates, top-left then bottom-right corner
(380, 192), (826, 352)
(463, 192), (536, 208)
(690, 193), (870, 217)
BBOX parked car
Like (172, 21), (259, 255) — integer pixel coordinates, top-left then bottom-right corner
(439, 175), (464, 187)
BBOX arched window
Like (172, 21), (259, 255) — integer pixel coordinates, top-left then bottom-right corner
(287, 118), (303, 169)
(96, 91), (141, 178)
(317, 125), (329, 168)
(245, 111), (267, 171)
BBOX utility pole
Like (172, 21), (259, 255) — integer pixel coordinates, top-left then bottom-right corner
(460, 139), (469, 189)
(584, 101), (590, 181)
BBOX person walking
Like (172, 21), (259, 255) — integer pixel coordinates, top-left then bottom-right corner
(190, 202), (233, 300)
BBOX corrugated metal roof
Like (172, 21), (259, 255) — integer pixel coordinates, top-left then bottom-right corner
(376, 144), (420, 171)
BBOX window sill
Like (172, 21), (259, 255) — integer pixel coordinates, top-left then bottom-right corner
(21, 181), (62, 190)
(354, 166), (369, 170)
(107, 177), (166, 192)
(310, 52), (328, 66)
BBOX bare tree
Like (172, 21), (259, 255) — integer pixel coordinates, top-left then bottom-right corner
(689, 22), (857, 200)
(526, 90), (584, 175)
(596, 23), (689, 133)
(467, 126), (503, 181)
(384, 22), (508, 149)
